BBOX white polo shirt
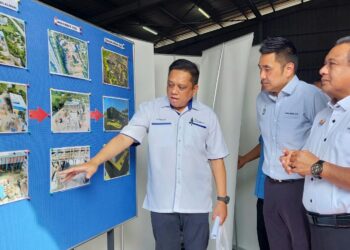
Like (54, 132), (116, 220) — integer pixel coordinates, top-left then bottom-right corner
(257, 76), (328, 180)
(303, 96), (350, 214)
(121, 97), (228, 213)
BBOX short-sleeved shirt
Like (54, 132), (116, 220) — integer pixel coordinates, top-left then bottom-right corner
(255, 136), (265, 199)
(256, 76), (328, 180)
(121, 97), (229, 213)
(303, 96), (350, 214)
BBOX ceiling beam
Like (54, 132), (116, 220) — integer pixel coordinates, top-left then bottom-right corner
(159, 6), (200, 35)
(230, 0), (249, 20)
(90, 0), (169, 25)
(245, 0), (262, 19)
(268, 0), (276, 12)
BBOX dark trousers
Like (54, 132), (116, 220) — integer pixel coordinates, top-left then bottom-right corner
(257, 198), (270, 250)
(151, 212), (209, 250)
(264, 178), (310, 250)
(310, 224), (350, 250)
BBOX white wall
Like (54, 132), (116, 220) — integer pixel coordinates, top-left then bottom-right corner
(234, 46), (261, 250)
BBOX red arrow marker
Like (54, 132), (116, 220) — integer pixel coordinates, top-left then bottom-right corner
(91, 109), (103, 121)
(29, 107), (49, 122)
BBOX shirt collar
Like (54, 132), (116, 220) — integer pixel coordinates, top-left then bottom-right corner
(281, 75), (299, 96)
(267, 75), (298, 101)
(328, 95), (350, 111)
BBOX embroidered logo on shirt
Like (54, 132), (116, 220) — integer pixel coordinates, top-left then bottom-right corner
(319, 119), (326, 125)
(189, 118), (206, 128)
(285, 112), (299, 116)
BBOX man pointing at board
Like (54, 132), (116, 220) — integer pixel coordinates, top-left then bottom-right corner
(60, 59), (229, 250)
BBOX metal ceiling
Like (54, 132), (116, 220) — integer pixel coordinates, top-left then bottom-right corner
(38, 0), (310, 48)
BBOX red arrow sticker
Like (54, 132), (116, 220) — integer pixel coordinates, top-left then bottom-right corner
(91, 109), (103, 121)
(29, 107), (49, 122)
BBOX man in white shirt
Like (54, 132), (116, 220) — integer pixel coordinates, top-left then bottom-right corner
(257, 37), (328, 250)
(281, 36), (350, 250)
(60, 59), (229, 250)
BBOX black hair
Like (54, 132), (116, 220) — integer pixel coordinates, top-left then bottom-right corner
(260, 37), (298, 72)
(168, 59), (199, 85)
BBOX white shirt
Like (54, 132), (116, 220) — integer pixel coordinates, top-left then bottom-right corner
(257, 76), (328, 180)
(121, 97), (228, 213)
(303, 96), (350, 214)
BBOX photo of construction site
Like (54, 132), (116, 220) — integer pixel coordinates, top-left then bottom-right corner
(48, 30), (89, 80)
(102, 47), (128, 88)
(0, 150), (29, 205)
(0, 81), (28, 133)
(103, 96), (128, 131)
(0, 12), (27, 68)
(51, 89), (90, 133)
(50, 146), (90, 193)
(104, 149), (130, 180)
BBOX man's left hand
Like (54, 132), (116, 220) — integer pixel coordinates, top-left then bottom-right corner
(288, 150), (319, 176)
(212, 201), (227, 225)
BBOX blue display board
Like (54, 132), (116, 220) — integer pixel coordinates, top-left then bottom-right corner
(0, 1), (136, 249)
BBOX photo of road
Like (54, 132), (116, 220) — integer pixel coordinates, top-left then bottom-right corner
(0, 12), (26, 68)
(51, 89), (90, 133)
(50, 146), (90, 193)
(0, 81), (28, 133)
(48, 30), (89, 79)
(102, 47), (128, 87)
(0, 150), (28, 205)
(104, 149), (130, 180)
(103, 96), (128, 131)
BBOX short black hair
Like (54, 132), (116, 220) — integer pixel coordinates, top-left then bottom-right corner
(260, 37), (298, 72)
(168, 59), (199, 85)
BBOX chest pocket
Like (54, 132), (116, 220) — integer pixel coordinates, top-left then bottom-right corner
(184, 122), (207, 149)
(148, 121), (174, 147)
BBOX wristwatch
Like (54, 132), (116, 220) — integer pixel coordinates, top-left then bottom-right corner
(217, 195), (230, 204)
(311, 160), (324, 179)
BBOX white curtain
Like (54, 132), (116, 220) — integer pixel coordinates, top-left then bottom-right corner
(198, 33), (254, 250)
(234, 46), (262, 250)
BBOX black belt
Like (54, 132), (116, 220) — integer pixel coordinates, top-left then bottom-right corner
(267, 176), (303, 183)
(307, 212), (350, 228)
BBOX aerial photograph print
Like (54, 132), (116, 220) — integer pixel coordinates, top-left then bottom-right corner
(102, 47), (128, 88)
(0, 12), (27, 68)
(0, 81), (28, 133)
(51, 89), (90, 133)
(48, 30), (89, 80)
(0, 150), (29, 205)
